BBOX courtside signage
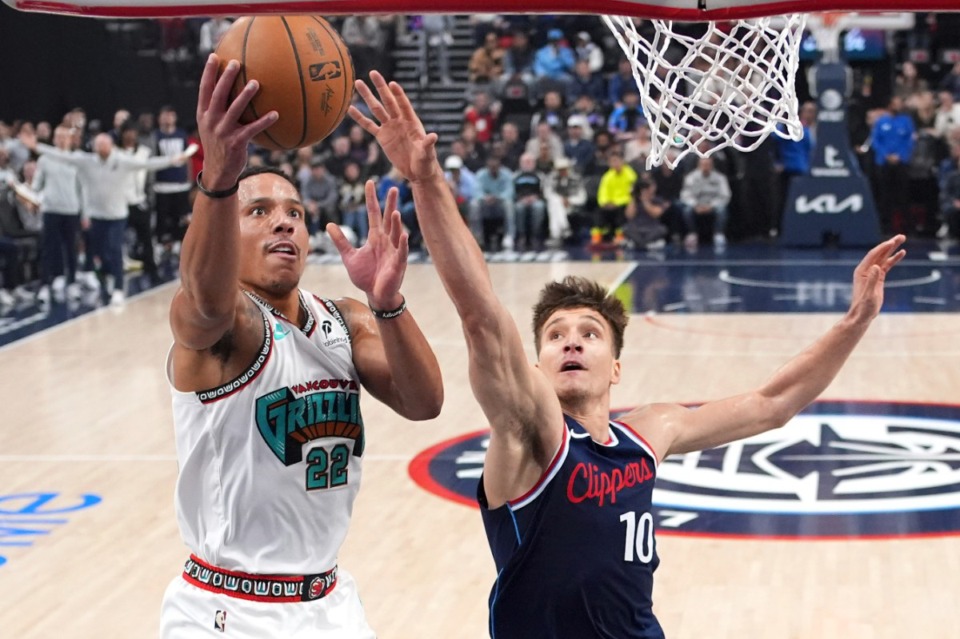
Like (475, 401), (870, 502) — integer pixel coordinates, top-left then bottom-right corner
(409, 401), (960, 539)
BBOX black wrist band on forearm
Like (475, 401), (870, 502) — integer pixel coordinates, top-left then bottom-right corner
(371, 297), (406, 320)
(196, 170), (239, 199)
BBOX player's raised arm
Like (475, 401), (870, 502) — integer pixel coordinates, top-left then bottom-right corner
(635, 235), (907, 459)
(169, 54), (277, 351)
(350, 72), (564, 501)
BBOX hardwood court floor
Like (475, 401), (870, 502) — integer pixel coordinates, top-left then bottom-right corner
(1, 256), (959, 638)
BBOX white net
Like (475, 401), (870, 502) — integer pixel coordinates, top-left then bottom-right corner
(602, 14), (808, 169)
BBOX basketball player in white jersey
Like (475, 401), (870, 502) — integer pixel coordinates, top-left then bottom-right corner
(160, 55), (443, 638)
(351, 72), (906, 638)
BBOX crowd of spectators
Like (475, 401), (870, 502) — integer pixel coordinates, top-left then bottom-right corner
(4, 13), (960, 312)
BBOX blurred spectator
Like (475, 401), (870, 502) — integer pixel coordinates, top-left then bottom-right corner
(939, 142), (960, 240)
(872, 96), (915, 234)
(458, 124), (489, 173)
(468, 31), (505, 87)
(501, 30), (536, 88)
(338, 161), (367, 246)
(31, 125), (83, 302)
(569, 94), (603, 136)
(303, 158), (339, 235)
(563, 115), (595, 175)
(443, 154), (477, 221)
(624, 123), (653, 169)
(108, 109), (131, 144)
(471, 154), (515, 251)
(607, 58), (636, 107)
(524, 122), (564, 164)
(594, 150), (637, 245)
(2, 122), (32, 172)
(35, 122), (52, 145)
(533, 28), (575, 88)
(153, 105), (193, 252)
(513, 153), (546, 250)
(342, 16), (386, 81)
(573, 31), (604, 74)
(198, 17), (232, 57)
(893, 61), (929, 100)
(935, 90), (960, 139)
(417, 15), (455, 86)
(939, 62), (960, 101)
(465, 92), (500, 145)
(775, 100), (815, 222)
(529, 90), (567, 134)
(118, 124), (159, 282)
(608, 91), (645, 141)
(567, 59), (606, 106)
(543, 156), (586, 245)
(910, 90), (942, 233)
(680, 156), (731, 249)
(623, 176), (669, 250)
(326, 136), (353, 180)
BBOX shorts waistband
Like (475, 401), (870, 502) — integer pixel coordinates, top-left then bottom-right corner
(182, 555), (338, 603)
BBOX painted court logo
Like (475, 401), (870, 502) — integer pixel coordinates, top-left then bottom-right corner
(409, 401), (960, 539)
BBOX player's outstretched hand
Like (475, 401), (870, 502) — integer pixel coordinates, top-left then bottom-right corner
(349, 71), (442, 185)
(327, 181), (408, 311)
(195, 53), (277, 190)
(848, 234), (906, 323)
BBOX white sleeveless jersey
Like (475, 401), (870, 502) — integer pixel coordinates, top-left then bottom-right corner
(168, 291), (363, 575)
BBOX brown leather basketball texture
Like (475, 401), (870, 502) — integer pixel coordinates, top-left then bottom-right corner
(215, 16), (355, 151)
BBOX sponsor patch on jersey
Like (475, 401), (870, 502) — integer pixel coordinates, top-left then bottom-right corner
(409, 401), (960, 539)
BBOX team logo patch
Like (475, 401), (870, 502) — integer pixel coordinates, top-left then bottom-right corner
(409, 401), (960, 539)
(214, 610), (226, 632)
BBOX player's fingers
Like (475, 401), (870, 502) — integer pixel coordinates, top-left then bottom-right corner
(326, 223), (355, 258)
(884, 248), (906, 271)
(389, 80), (422, 126)
(384, 187), (399, 224)
(370, 71), (401, 119)
(348, 105), (380, 136)
(364, 180), (382, 236)
(353, 79), (390, 124)
(197, 54), (220, 116)
(397, 231), (410, 263)
(224, 78), (261, 124)
(389, 210), (403, 247)
(211, 59), (242, 114)
(237, 111), (279, 143)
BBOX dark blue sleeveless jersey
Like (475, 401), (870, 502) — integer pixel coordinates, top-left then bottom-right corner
(479, 414), (664, 639)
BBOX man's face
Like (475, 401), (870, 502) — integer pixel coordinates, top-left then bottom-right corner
(158, 109), (177, 129)
(93, 134), (113, 159)
(537, 308), (621, 405)
(237, 173), (310, 297)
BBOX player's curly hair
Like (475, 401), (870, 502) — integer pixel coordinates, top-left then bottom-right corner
(532, 276), (629, 357)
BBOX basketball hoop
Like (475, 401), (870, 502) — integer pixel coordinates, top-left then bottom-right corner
(602, 14), (807, 169)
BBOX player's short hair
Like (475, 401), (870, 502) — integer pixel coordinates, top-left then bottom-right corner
(532, 276), (628, 357)
(237, 165), (300, 193)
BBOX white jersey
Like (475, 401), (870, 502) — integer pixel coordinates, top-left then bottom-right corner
(168, 290), (363, 575)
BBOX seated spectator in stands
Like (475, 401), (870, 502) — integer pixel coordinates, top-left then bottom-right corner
(624, 122), (653, 169)
(608, 91), (646, 142)
(498, 121), (525, 171)
(377, 166), (418, 248)
(935, 90), (960, 140)
(594, 150), (637, 245)
(465, 91), (500, 145)
(303, 158), (339, 236)
(563, 114), (595, 176)
(326, 135), (353, 181)
(469, 14), (505, 46)
(293, 146), (315, 192)
(525, 121), (564, 166)
(348, 124), (374, 168)
(894, 61), (929, 100)
(443, 154), (477, 221)
(608, 57), (636, 107)
(533, 28), (575, 86)
(622, 176), (670, 250)
(573, 31), (604, 74)
(534, 143), (555, 175)
(198, 17), (232, 57)
(471, 153), (515, 251)
(458, 123), (489, 173)
(338, 161), (368, 246)
(939, 61), (960, 101)
(649, 150), (687, 241)
(417, 14), (455, 86)
(680, 156), (731, 249)
(938, 142), (960, 240)
(529, 90), (567, 134)
(341, 16), (386, 81)
(543, 156), (586, 245)
(567, 59), (606, 106)
(583, 130), (614, 177)
(501, 29), (536, 88)
(513, 153), (547, 251)
(468, 31), (506, 88)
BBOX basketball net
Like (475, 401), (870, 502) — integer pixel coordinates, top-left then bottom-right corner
(602, 14), (808, 169)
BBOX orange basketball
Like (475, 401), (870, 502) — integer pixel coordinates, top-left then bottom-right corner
(215, 16), (355, 151)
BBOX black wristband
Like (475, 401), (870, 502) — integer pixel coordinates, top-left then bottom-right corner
(196, 170), (239, 199)
(371, 297), (406, 320)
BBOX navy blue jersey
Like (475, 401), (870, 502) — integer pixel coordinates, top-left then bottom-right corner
(479, 414), (663, 639)
(154, 128), (189, 186)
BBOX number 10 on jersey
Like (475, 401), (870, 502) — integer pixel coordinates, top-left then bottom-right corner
(620, 511), (655, 563)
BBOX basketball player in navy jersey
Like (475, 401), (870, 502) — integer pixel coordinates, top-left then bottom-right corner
(350, 71), (906, 638)
(160, 56), (443, 637)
